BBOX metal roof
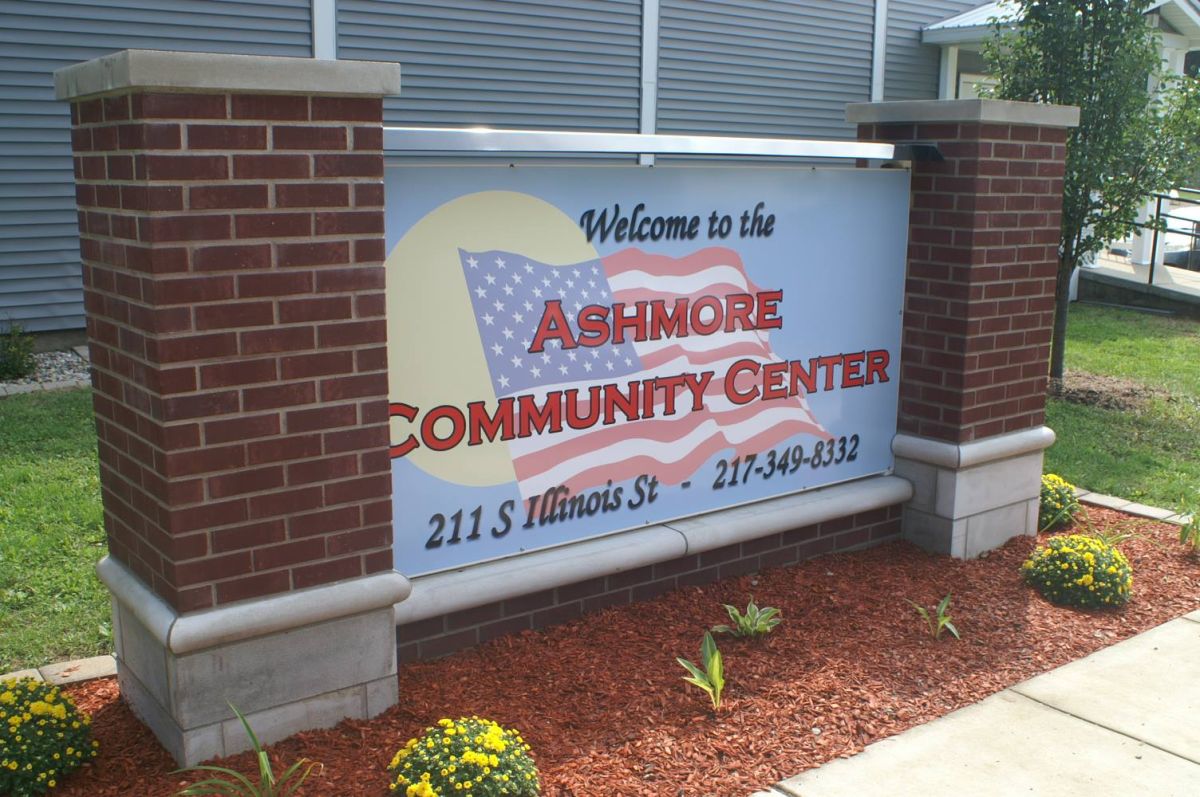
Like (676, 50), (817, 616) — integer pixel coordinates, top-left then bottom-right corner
(923, 0), (1200, 46)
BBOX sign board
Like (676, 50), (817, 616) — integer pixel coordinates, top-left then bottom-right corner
(385, 165), (909, 576)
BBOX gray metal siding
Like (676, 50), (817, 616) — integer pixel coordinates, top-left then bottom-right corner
(656, 0), (876, 139)
(884, 0), (982, 101)
(0, 0), (312, 332)
(337, 0), (642, 131)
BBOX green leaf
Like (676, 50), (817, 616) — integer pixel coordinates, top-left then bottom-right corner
(708, 648), (725, 710)
(942, 620), (961, 640)
(701, 630), (718, 665)
(936, 593), (952, 618)
(677, 657), (708, 683)
(711, 624), (735, 635)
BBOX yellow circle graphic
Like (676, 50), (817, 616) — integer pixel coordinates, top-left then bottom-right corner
(386, 189), (600, 486)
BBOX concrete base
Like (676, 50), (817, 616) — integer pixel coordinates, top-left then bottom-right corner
(100, 557), (409, 765)
(892, 427), (1055, 558)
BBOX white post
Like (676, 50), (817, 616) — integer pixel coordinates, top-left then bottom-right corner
(938, 45), (959, 100)
(871, 0), (889, 102)
(638, 0), (661, 166)
(312, 0), (336, 60)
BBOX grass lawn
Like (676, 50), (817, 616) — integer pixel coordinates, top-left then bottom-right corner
(0, 389), (109, 672)
(1044, 303), (1200, 509)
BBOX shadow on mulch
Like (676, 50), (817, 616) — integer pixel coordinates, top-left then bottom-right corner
(60, 508), (1200, 797)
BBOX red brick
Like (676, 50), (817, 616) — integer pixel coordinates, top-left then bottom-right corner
(278, 241), (349, 268)
(235, 212), (312, 239)
(103, 94), (130, 121)
(324, 425), (388, 453)
(230, 94), (309, 121)
(174, 551), (252, 586)
(118, 122), (182, 150)
(205, 413), (281, 445)
(188, 123), (266, 149)
(120, 185), (183, 211)
(287, 454), (358, 485)
(160, 390), (241, 421)
(232, 154), (310, 179)
(352, 126), (383, 150)
(240, 326), (316, 355)
(315, 210), (384, 235)
(190, 184), (269, 210)
(195, 301), (276, 331)
(215, 570), (291, 604)
(314, 153), (382, 178)
(320, 373), (387, 401)
(354, 183), (384, 207)
(151, 331), (238, 363)
(248, 485), (323, 519)
(292, 556), (363, 589)
(324, 474), (389, 505)
(311, 97), (382, 121)
(281, 351), (355, 381)
(289, 506), (360, 538)
(163, 443), (245, 476)
(193, 243), (272, 272)
(139, 214), (231, 243)
(212, 519), (287, 553)
(279, 296), (352, 323)
(209, 466), (286, 499)
(328, 526), (388, 556)
(253, 537), (326, 571)
(237, 271), (312, 298)
(242, 381), (316, 411)
(148, 276), (236, 306)
(272, 125), (347, 150)
(137, 93), (228, 119)
(143, 154), (228, 181)
(318, 319), (386, 347)
(200, 357), (278, 388)
(286, 401), (358, 432)
(275, 183), (350, 208)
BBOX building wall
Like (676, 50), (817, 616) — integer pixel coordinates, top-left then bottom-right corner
(3, 0), (952, 331)
(884, 0), (981, 101)
(0, 0), (313, 333)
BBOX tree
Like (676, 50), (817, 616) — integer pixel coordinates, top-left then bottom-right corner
(984, 0), (1200, 381)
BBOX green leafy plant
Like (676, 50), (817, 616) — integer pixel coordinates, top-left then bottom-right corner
(676, 631), (725, 711)
(1178, 499), (1200, 557)
(174, 704), (320, 796)
(712, 597), (782, 638)
(0, 322), (35, 381)
(906, 593), (960, 640)
(0, 676), (98, 796)
(1039, 474), (1081, 532)
(386, 716), (540, 796)
(1022, 533), (1133, 608)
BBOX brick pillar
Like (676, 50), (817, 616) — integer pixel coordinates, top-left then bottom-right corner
(56, 50), (408, 765)
(847, 99), (1080, 558)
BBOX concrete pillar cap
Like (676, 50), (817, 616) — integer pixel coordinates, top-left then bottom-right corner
(55, 48), (401, 101)
(847, 99), (1079, 128)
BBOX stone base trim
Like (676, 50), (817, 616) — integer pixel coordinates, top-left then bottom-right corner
(397, 483), (910, 662)
(894, 426), (1056, 558)
(101, 557), (405, 765)
(395, 474), (912, 627)
(97, 556), (409, 654)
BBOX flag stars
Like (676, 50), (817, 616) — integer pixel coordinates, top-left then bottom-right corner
(512, 311), (524, 323)
(533, 287), (543, 298)
(567, 351), (577, 361)
(498, 374), (510, 389)
(530, 365), (541, 378)
(502, 327), (514, 340)
(606, 360), (614, 371)
(510, 355), (522, 369)
(524, 262), (534, 273)
(466, 256), (479, 269)
(491, 343), (503, 356)
(542, 277), (551, 288)
(521, 338), (531, 349)
(493, 299), (505, 312)
(481, 312), (495, 326)
(484, 273), (496, 285)
(591, 349), (601, 359)
(591, 265), (599, 275)
(474, 286), (487, 298)
(559, 364), (569, 375)
(495, 257), (506, 269)
(523, 300), (533, 311)
(503, 284), (514, 296)
(512, 274), (522, 284)
(557, 288), (566, 298)
(573, 268), (581, 277)
(565, 278), (575, 288)
(583, 361), (593, 372)
(541, 352), (550, 364)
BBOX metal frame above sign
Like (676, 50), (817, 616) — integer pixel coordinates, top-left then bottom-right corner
(382, 126), (896, 161)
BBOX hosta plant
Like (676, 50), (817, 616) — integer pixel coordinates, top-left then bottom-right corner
(1022, 534), (1132, 609)
(387, 716), (540, 796)
(906, 593), (960, 640)
(676, 631), (725, 711)
(1039, 474), (1081, 532)
(712, 597), (781, 639)
(174, 704), (320, 796)
(0, 677), (98, 796)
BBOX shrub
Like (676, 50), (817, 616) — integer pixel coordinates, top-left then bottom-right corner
(1022, 534), (1132, 608)
(0, 322), (36, 381)
(711, 597), (781, 639)
(1039, 474), (1081, 531)
(387, 716), (540, 797)
(0, 677), (98, 796)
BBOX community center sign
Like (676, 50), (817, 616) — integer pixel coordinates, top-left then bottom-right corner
(385, 166), (909, 575)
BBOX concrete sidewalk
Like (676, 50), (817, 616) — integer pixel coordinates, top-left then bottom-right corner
(754, 611), (1200, 797)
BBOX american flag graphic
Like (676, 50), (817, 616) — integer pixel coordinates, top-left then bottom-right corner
(461, 246), (828, 498)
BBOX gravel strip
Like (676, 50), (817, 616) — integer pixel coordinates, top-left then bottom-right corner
(0, 349), (91, 389)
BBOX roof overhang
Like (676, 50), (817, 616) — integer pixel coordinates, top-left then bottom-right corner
(922, 0), (1200, 49)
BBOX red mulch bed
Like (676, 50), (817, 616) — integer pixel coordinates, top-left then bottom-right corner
(58, 508), (1199, 796)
